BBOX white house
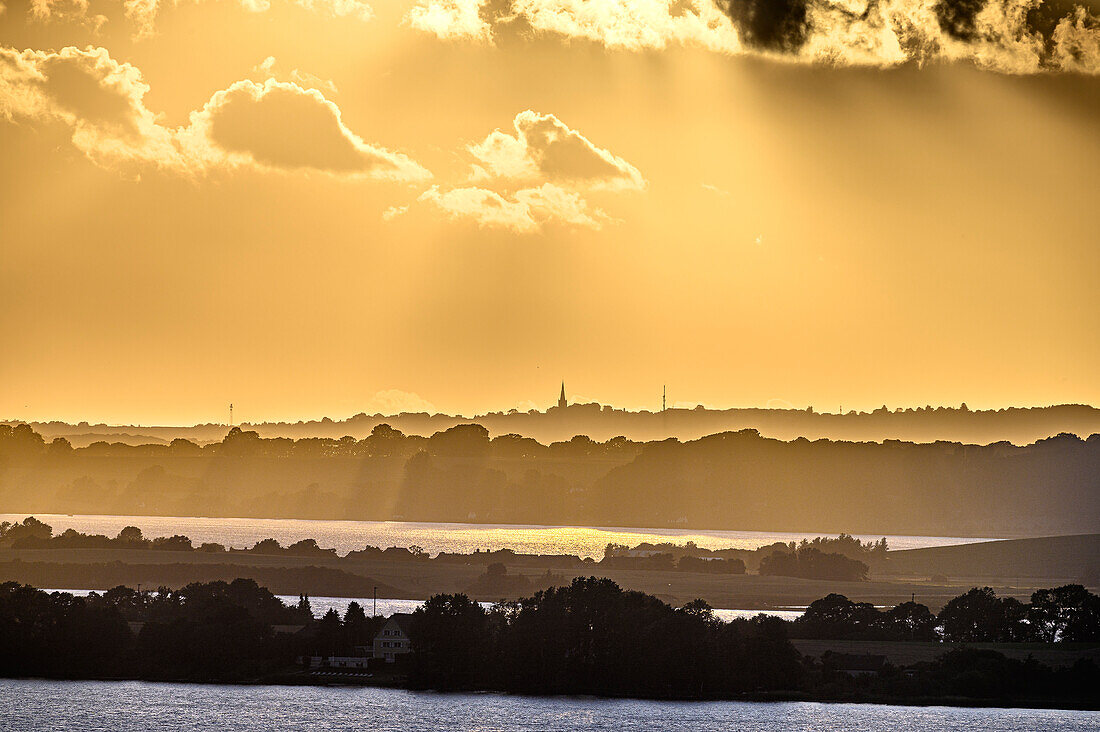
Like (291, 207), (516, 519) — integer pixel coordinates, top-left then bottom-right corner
(373, 613), (414, 662)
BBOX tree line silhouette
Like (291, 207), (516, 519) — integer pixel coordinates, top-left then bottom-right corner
(794, 585), (1100, 642)
(3, 423), (1096, 535)
(9, 401), (1098, 447)
(0, 517), (876, 585)
(2, 577), (1097, 704)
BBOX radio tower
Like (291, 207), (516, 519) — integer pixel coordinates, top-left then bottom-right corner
(661, 385), (668, 436)
(229, 403), (233, 427)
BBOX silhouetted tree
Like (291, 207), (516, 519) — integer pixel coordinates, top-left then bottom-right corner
(760, 547), (868, 581)
(938, 587), (1031, 642)
(1028, 585), (1100, 643)
(795, 593), (881, 639)
(408, 594), (491, 689)
(880, 600), (937, 640)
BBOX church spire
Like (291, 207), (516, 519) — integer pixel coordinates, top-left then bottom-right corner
(558, 381), (567, 409)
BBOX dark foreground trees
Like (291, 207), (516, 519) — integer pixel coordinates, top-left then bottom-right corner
(1028, 585), (1100, 642)
(0, 582), (130, 678)
(406, 577), (803, 696)
(0, 579), (308, 680)
(793, 584), (1100, 643)
(404, 579), (1100, 704)
(2, 578), (1099, 706)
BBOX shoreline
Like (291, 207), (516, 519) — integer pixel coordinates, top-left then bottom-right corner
(1, 554), (1062, 612)
(0, 511), (1017, 545)
(5, 674), (1098, 712)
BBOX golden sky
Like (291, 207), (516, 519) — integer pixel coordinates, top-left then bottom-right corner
(1, 0), (1098, 424)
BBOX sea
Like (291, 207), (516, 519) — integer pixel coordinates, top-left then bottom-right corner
(0, 513), (997, 559)
(1, 679), (1095, 731)
(5, 516), (1090, 729)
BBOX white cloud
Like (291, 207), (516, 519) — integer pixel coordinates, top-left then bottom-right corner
(254, 56), (277, 74)
(0, 45), (186, 170)
(184, 79), (430, 179)
(411, 110), (638, 233)
(469, 110), (645, 190)
(407, 0), (491, 40)
(1, 45), (430, 181)
(419, 184), (540, 232)
(406, 0), (740, 51)
(382, 204), (409, 220)
(513, 0), (740, 51)
(514, 183), (610, 227)
(252, 55), (338, 94)
(419, 182), (608, 232)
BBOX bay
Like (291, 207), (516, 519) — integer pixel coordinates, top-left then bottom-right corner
(1, 679), (1095, 731)
(1, 513), (996, 559)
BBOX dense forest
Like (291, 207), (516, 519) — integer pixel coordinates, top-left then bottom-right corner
(3, 578), (1098, 706)
(2, 423), (1097, 535)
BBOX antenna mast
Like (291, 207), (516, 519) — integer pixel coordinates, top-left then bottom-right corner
(229, 403), (233, 427)
(662, 385), (666, 413)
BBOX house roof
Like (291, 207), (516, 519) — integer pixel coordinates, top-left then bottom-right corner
(272, 624), (307, 635)
(377, 612), (414, 639)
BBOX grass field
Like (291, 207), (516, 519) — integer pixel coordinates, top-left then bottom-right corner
(0, 546), (1061, 611)
(791, 639), (1100, 668)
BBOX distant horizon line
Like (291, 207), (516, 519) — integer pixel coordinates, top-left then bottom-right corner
(4, 401), (1099, 431)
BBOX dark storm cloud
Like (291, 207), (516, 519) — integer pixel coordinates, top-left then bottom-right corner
(406, 0), (1099, 73)
(935, 0), (987, 41)
(715, 0), (809, 52)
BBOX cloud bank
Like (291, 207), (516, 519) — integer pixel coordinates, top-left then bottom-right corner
(1, 51), (621, 233)
(408, 0), (740, 51)
(406, 0), (1100, 73)
(0, 45), (429, 181)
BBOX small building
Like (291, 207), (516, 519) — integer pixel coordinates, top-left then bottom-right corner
(304, 646), (374, 670)
(325, 654), (371, 670)
(373, 613), (414, 663)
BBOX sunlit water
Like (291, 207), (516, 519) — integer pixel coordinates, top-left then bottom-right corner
(1, 513), (996, 559)
(266, 597), (803, 623)
(44, 590), (806, 622)
(1, 680), (1096, 731)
